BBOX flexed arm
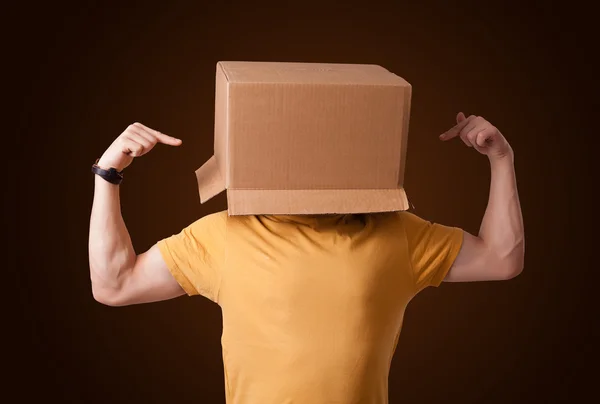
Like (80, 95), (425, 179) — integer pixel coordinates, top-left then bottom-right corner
(88, 123), (186, 305)
(440, 113), (525, 282)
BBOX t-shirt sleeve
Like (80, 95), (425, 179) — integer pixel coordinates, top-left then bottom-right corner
(156, 211), (227, 303)
(400, 211), (464, 293)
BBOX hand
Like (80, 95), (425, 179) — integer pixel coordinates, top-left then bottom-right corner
(97, 122), (182, 171)
(439, 112), (513, 161)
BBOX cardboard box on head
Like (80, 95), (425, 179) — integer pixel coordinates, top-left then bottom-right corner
(195, 61), (412, 216)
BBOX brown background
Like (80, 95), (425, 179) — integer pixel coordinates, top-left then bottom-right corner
(9, 1), (595, 403)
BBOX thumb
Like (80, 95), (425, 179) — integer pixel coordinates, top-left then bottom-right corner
(456, 112), (466, 124)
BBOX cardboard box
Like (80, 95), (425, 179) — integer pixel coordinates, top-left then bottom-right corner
(196, 61), (412, 215)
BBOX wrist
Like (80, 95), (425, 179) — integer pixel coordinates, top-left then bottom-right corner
(93, 158), (124, 185)
(488, 147), (514, 166)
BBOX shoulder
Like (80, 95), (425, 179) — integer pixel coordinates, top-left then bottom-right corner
(186, 210), (229, 234)
(390, 210), (445, 230)
(367, 210), (428, 229)
(393, 210), (427, 223)
(380, 211), (462, 243)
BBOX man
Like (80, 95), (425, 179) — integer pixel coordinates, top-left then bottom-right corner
(88, 112), (524, 403)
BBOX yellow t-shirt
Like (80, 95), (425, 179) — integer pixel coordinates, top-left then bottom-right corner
(157, 210), (463, 404)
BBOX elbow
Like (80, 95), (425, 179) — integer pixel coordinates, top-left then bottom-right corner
(89, 262), (134, 307)
(497, 251), (525, 281)
(500, 262), (523, 280)
(92, 284), (128, 307)
(482, 234), (525, 281)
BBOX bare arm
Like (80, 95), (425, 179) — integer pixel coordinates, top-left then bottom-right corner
(440, 113), (525, 281)
(88, 123), (185, 306)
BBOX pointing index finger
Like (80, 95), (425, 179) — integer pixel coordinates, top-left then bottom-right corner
(133, 122), (182, 145)
(440, 116), (472, 140)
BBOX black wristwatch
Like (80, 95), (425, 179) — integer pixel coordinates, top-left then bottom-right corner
(92, 159), (124, 185)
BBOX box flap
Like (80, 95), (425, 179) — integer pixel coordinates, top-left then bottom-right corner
(195, 155), (225, 203)
(226, 188), (409, 215)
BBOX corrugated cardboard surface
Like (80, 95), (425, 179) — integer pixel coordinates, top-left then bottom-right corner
(195, 61), (412, 215)
(227, 188), (408, 215)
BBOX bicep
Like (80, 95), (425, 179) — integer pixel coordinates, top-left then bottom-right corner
(443, 230), (508, 282)
(117, 243), (186, 305)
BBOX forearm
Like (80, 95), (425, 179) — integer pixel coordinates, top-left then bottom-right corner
(479, 150), (525, 272)
(88, 175), (136, 295)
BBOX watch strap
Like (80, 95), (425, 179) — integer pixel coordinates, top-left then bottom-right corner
(92, 159), (124, 185)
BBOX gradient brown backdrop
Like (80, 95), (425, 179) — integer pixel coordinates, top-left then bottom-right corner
(9, 1), (595, 403)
